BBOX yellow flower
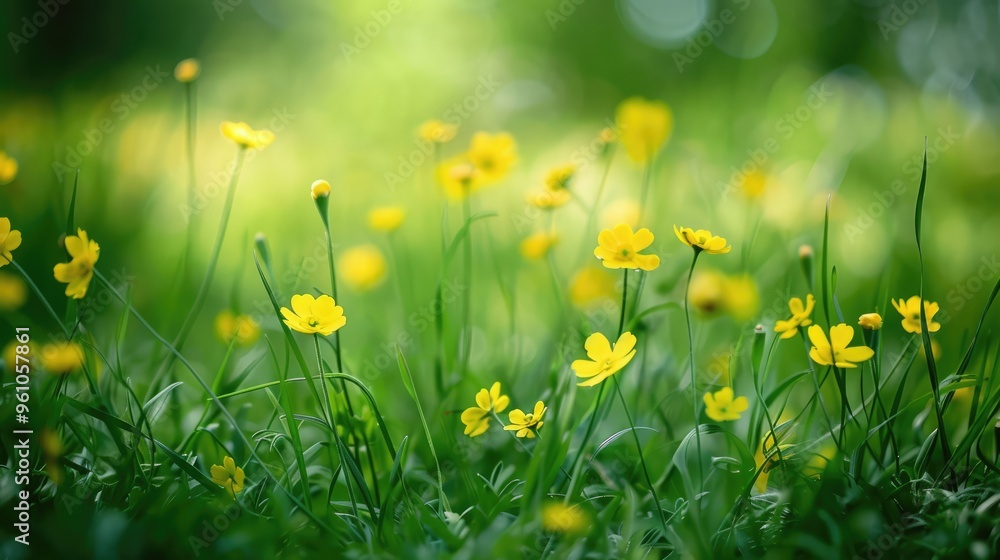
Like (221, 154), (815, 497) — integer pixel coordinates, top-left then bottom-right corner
(53, 228), (99, 299)
(774, 295), (815, 339)
(594, 224), (660, 271)
(722, 274), (760, 321)
(520, 232), (558, 260)
(504, 400), (547, 438)
(0, 272), (27, 311)
(688, 269), (725, 313)
(526, 189), (571, 210)
(368, 206), (406, 232)
(418, 120), (457, 144)
(174, 58), (201, 83)
(600, 199), (640, 229)
(280, 294), (346, 336)
(807, 324), (874, 368)
(544, 164), (575, 191)
(541, 501), (589, 534)
(615, 97), (673, 163)
(673, 225), (731, 255)
(311, 179), (331, 200)
(892, 296), (941, 334)
(214, 311), (261, 346)
(338, 244), (387, 292)
(0, 217), (22, 267)
(436, 156), (483, 200)
(220, 121), (274, 150)
(0, 151), (17, 184)
(572, 331), (637, 387)
(210, 456), (246, 496)
(741, 170), (766, 199)
(460, 382), (510, 437)
(703, 387), (749, 422)
(568, 266), (617, 309)
(858, 313), (882, 330)
(3, 341), (25, 373)
(466, 132), (517, 183)
(40, 342), (84, 374)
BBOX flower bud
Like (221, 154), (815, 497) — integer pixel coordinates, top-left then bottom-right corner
(174, 58), (201, 83)
(311, 180), (331, 200)
(858, 313), (882, 330)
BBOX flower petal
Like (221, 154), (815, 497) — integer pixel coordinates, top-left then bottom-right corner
(584, 332), (612, 362)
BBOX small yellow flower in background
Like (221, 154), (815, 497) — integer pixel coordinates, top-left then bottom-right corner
(214, 311), (261, 346)
(0, 151), (17, 185)
(3, 341), (23, 373)
(460, 382), (510, 437)
(673, 225), (732, 255)
(0, 272), (27, 311)
(220, 121), (274, 150)
(858, 313), (882, 330)
(40, 342), (85, 374)
(600, 199), (640, 229)
(53, 228), (99, 299)
(543, 163), (575, 191)
(368, 206), (406, 232)
(210, 456), (246, 496)
(280, 294), (346, 336)
(568, 266), (617, 309)
(803, 444), (838, 479)
(520, 232), (558, 260)
(807, 324), (874, 368)
(615, 97), (673, 163)
(919, 339), (942, 361)
(418, 119), (457, 144)
(572, 331), (637, 387)
(541, 501), (589, 534)
(311, 179), (331, 200)
(723, 274), (760, 321)
(703, 387), (749, 422)
(526, 188), (571, 210)
(40, 428), (63, 485)
(892, 296), (941, 334)
(174, 58), (201, 83)
(594, 224), (660, 271)
(0, 217), (22, 266)
(467, 131), (517, 183)
(338, 244), (387, 292)
(436, 156), (483, 200)
(774, 295), (815, 339)
(505, 400), (547, 438)
(688, 269), (725, 313)
(741, 170), (767, 199)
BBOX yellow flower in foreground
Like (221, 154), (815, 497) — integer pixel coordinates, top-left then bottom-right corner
(568, 266), (617, 309)
(544, 164), (575, 191)
(892, 296), (941, 334)
(858, 313), (882, 330)
(436, 156), (483, 200)
(174, 58), (201, 82)
(368, 206), (406, 232)
(774, 295), (815, 339)
(520, 232), (558, 260)
(280, 294), (346, 336)
(338, 244), (387, 292)
(220, 121), (274, 149)
(460, 382), (510, 437)
(214, 311), (261, 346)
(526, 188), (571, 210)
(210, 456), (246, 496)
(594, 224), (660, 271)
(467, 131), (517, 183)
(0, 151), (17, 184)
(673, 225), (731, 255)
(418, 120), (457, 144)
(541, 501), (589, 534)
(0, 272), (27, 311)
(53, 228), (100, 299)
(0, 217), (22, 267)
(615, 97), (673, 163)
(572, 332), (637, 387)
(311, 179), (331, 200)
(703, 387), (749, 422)
(505, 400), (547, 438)
(808, 324), (874, 368)
(40, 342), (84, 374)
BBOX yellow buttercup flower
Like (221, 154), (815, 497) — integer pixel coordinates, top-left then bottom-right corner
(741, 170), (766, 199)
(0, 217), (22, 267)
(504, 400), (547, 438)
(220, 121), (274, 150)
(594, 224), (660, 271)
(774, 295), (815, 339)
(891, 296), (941, 334)
(418, 120), (457, 144)
(858, 313), (882, 330)
(214, 311), (261, 346)
(53, 228), (100, 299)
(544, 164), (575, 191)
(572, 331), (637, 387)
(673, 225), (731, 255)
(0, 151), (17, 184)
(338, 244), (387, 292)
(703, 387), (749, 422)
(722, 274), (759, 321)
(467, 131), (517, 184)
(615, 97), (673, 163)
(526, 189), (571, 210)
(210, 456), (246, 496)
(280, 294), (346, 336)
(436, 156), (483, 200)
(311, 179), (331, 200)
(541, 501), (589, 534)
(460, 382), (510, 437)
(174, 58), (201, 83)
(0, 272), (27, 311)
(40, 342), (85, 374)
(688, 269), (725, 313)
(520, 232), (558, 260)
(807, 324), (874, 368)
(568, 266), (617, 309)
(368, 206), (406, 232)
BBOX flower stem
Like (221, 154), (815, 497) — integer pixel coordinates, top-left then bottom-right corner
(322, 221), (344, 373)
(314, 334), (359, 515)
(460, 195), (473, 378)
(683, 250), (704, 486)
(612, 376), (668, 533)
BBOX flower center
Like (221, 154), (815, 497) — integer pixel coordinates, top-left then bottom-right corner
(308, 318), (319, 327)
